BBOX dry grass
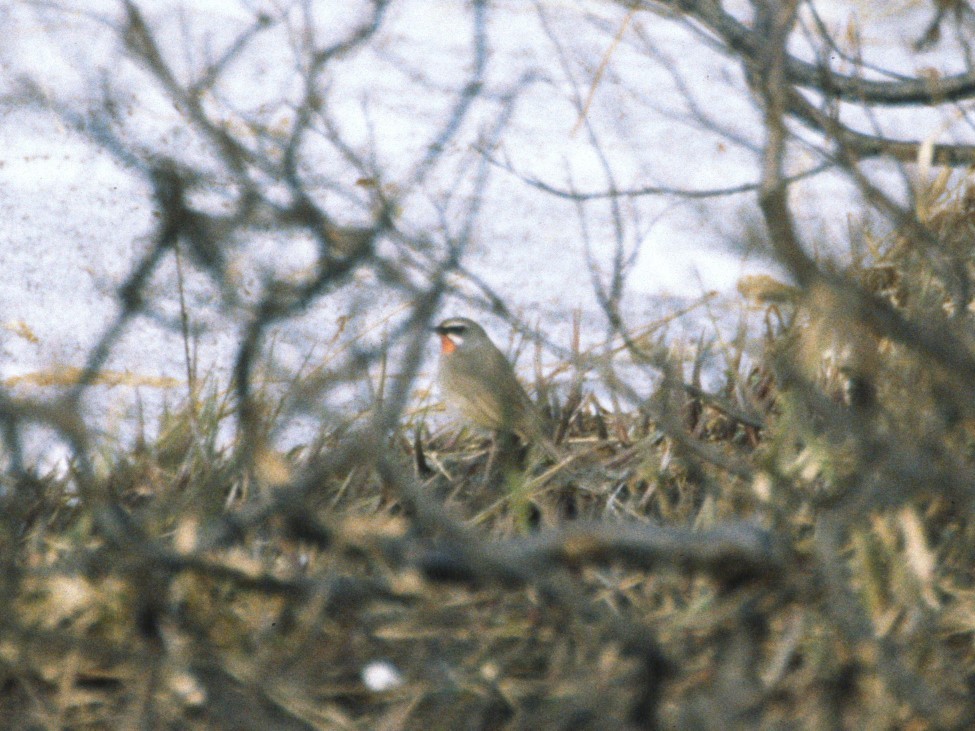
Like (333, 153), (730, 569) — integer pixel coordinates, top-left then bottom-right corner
(6, 188), (975, 729)
(0, 328), (971, 730)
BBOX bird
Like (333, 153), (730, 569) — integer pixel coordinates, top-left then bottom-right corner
(434, 317), (559, 459)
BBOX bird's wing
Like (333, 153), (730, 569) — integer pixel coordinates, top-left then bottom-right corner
(481, 348), (550, 439)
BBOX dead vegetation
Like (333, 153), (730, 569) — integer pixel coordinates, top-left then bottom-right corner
(6, 1), (975, 728)
(7, 179), (975, 728)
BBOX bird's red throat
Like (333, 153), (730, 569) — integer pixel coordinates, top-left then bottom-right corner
(439, 335), (457, 354)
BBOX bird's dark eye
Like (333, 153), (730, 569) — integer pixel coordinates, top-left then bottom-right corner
(436, 323), (468, 336)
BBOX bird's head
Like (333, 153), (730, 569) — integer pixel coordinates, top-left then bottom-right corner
(433, 317), (489, 354)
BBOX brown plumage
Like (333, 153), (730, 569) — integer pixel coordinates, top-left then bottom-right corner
(434, 317), (557, 458)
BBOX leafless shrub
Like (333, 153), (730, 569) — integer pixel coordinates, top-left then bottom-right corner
(2, 1), (975, 729)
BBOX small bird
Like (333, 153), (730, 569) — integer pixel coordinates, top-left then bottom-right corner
(434, 317), (558, 458)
